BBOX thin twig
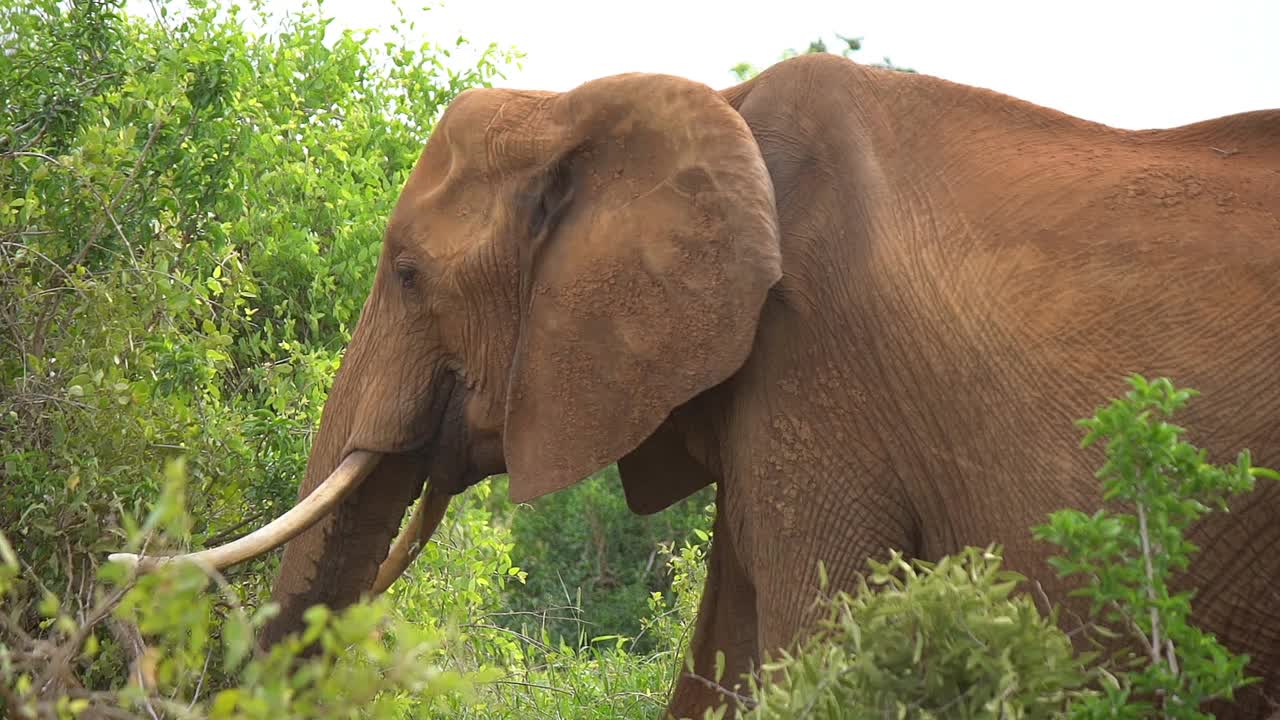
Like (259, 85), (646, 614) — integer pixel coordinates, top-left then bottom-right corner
(487, 679), (574, 696)
(188, 647), (214, 709)
(34, 574), (138, 695)
(12, 150), (136, 356)
(1135, 502), (1163, 666)
(201, 510), (267, 546)
(681, 672), (756, 708)
(462, 622), (554, 652)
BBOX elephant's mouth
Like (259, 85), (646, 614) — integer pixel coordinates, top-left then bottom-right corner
(413, 368), (486, 497)
(107, 368), (479, 592)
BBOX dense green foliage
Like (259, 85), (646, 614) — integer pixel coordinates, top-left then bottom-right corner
(498, 470), (712, 653)
(1, 0), (511, 603)
(1, 0), (705, 716)
(739, 548), (1087, 719)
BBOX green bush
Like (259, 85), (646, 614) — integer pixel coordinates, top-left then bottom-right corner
(0, 458), (706, 719)
(0, 459), (476, 719)
(735, 547), (1086, 720)
(1035, 375), (1265, 719)
(382, 479), (704, 719)
(0, 0), (515, 609)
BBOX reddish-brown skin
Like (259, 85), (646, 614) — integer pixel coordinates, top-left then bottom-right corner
(259, 55), (1280, 718)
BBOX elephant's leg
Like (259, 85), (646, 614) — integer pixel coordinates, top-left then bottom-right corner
(666, 499), (758, 720)
(749, 473), (920, 661)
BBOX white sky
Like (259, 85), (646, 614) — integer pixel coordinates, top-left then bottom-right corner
(137, 0), (1280, 130)
(307, 0), (1280, 130)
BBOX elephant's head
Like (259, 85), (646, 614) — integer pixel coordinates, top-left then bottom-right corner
(111, 73), (782, 646)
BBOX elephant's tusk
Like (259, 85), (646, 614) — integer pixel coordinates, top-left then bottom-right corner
(109, 450), (382, 573)
(371, 483), (450, 594)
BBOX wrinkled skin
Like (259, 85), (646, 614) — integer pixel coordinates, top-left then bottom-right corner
(259, 55), (1280, 718)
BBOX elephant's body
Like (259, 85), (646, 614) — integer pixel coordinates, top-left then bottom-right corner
(233, 54), (1279, 719)
(657, 56), (1280, 716)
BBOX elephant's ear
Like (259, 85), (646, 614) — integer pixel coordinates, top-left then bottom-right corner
(617, 418), (716, 515)
(503, 74), (781, 504)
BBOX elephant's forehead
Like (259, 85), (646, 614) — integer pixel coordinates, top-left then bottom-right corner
(386, 90), (547, 256)
(436, 87), (554, 169)
(386, 175), (498, 260)
(397, 89), (549, 196)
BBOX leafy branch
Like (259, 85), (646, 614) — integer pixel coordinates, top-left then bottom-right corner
(1035, 375), (1260, 719)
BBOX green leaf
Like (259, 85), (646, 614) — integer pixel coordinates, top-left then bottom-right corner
(222, 612), (252, 670)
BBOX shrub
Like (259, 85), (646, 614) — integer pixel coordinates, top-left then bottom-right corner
(0, 0), (515, 612)
(1035, 375), (1266, 718)
(0, 0), (517, 704)
(0, 460), (476, 719)
(0, 458), (706, 719)
(734, 547), (1086, 720)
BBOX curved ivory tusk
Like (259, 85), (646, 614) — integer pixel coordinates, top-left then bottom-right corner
(371, 484), (450, 594)
(109, 450), (382, 573)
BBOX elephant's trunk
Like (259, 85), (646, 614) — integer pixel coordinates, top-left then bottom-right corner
(252, 291), (451, 647)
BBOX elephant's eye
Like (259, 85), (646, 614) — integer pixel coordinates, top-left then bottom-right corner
(394, 258), (418, 290)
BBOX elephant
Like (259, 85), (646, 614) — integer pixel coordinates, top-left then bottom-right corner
(113, 53), (1280, 718)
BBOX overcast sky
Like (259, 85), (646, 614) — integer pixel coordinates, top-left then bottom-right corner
(168, 0), (1280, 130)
